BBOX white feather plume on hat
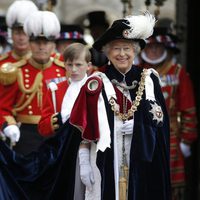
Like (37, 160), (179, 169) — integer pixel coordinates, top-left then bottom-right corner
(24, 11), (60, 39)
(6, 0), (38, 28)
(124, 11), (156, 40)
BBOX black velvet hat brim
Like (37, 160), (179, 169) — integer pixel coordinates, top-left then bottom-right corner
(93, 19), (146, 52)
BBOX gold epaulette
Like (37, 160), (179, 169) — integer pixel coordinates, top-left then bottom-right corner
(53, 52), (61, 60)
(0, 53), (9, 61)
(54, 58), (65, 68)
(0, 60), (27, 85)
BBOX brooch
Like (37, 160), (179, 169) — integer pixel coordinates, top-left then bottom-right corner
(122, 29), (131, 39)
(149, 101), (163, 124)
(85, 76), (102, 94)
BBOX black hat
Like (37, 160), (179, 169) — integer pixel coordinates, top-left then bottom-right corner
(87, 11), (109, 29)
(146, 27), (180, 54)
(57, 24), (86, 44)
(93, 11), (156, 52)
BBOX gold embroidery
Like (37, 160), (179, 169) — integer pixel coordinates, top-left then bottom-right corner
(4, 116), (17, 125)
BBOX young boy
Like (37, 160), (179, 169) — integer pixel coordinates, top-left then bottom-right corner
(38, 43), (92, 136)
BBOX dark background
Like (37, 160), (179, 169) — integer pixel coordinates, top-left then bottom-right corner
(185, 0), (200, 199)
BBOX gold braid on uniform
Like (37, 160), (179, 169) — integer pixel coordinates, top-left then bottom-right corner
(15, 93), (26, 108)
(12, 90), (38, 115)
(17, 69), (43, 93)
(11, 50), (32, 60)
(4, 116), (17, 125)
(12, 70), (43, 115)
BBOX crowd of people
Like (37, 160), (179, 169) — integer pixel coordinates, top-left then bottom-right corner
(0, 0), (198, 200)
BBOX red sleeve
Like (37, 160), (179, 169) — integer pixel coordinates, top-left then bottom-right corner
(38, 81), (69, 137)
(0, 82), (19, 119)
(38, 89), (55, 137)
(177, 67), (198, 143)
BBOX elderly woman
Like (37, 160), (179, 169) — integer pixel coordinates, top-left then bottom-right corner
(70, 11), (171, 200)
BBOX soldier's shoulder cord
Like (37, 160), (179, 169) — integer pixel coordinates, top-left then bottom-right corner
(53, 57), (65, 68)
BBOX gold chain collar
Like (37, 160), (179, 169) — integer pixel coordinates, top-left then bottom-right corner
(109, 69), (147, 121)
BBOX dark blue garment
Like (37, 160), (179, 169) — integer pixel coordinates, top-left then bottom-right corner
(13, 124), (44, 155)
(0, 121), (81, 200)
(0, 65), (171, 200)
(96, 64), (171, 200)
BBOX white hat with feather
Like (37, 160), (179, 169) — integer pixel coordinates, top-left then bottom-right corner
(6, 0), (38, 28)
(23, 10), (60, 41)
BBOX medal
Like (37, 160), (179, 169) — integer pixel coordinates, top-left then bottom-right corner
(149, 101), (163, 124)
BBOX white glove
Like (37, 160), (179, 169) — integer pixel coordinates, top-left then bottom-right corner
(180, 142), (191, 158)
(79, 148), (95, 191)
(120, 119), (134, 135)
(3, 125), (20, 143)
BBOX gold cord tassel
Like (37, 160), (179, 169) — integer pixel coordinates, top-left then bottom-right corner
(37, 82), (43, 108)
(119, 165), (128, 200)
(119, 177), (127, 200)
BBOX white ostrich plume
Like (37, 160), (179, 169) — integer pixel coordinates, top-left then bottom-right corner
(124, 11), (156, 40)
(6, 0), (38, 28)
(24, 11), (60, 39)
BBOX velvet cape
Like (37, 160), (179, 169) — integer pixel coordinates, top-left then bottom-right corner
(71, 65), (171, 200)
(0, 65), (171, 200)
(0, 121), (82, 200)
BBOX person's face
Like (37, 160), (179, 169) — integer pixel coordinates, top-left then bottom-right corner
(65, 52), (91, 81)
(106, 39), (135, 74)
(12, 27), (29, 52)
(143, 43), (165, 60)
(30, 39), (55, 64)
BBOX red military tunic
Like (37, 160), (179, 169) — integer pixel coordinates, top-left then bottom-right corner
(0, 57), (67, 126)
(156, 61), (198, 187)
(0, 50), (31, 66)
(38, 80), (69, 136)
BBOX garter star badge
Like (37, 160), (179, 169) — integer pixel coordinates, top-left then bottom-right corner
(149, 102), (163, 124)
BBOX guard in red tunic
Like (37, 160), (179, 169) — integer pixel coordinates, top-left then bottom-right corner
(0, 0), (38, 67)
(139, 27), (198, 200)
(0, 10), (67, 155)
